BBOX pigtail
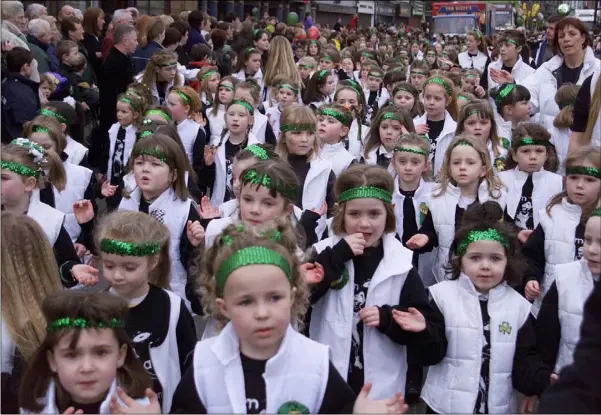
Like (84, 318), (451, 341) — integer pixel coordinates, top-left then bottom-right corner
(42, 149), (67, 192)
(553, 84), (580, 129)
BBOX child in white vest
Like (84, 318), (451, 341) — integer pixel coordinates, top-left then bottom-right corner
(95, 211), (197, 413)
(499, 123), (562, 241)
(407, 136), (507, 283)
(490, 83), (531, 146)
(522, 146), (601, 317)
(550, 84), (580, 173)
(303, 70), (334, 111)
(171, 222), (409, 414)
(1, 140), (97, 288)
(38, 104), (89, 168)
(309, 164), (435, 401)
(334, 80), (369, 161)
(117, 134), (205, 314)
(390, 83), (424, 119)
(143, 106), (172, 125)
(233, 47), (263, 90)
(536, 207), (600, 377)
(316, 104), (356, 177)
(196, 66), (220, 109)
(403, 201), (552, 414)
(234, 80), (278, 145)
(265, 78), (300, 139)
(205, 76), (238, 144)
(18, 291), (159, 414)
(167, 86), (206, 168)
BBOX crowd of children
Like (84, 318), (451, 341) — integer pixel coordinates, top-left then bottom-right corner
(1, 7), (601, 414)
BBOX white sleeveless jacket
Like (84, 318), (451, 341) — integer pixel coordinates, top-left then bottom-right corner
(54, 162), (93, 242)
(252, 110), (268, 143)
(193, 323), (329, 414)
(421, 274), (532, 414)
(206, 104), (226, 143)
(27, 189), (64, 246)
(458, 50), (489, 73)
(413, 111), (458, 175)
(64, 135), (88, 166)
(320, 142), (354, 177)
(301, 157), (332, 239)
(310, 232), (414, 400)
(347, 119), (368, 161)
(176, 118), (202, 165)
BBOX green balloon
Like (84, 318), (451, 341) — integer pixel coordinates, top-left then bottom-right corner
(287, 12), (298, 26)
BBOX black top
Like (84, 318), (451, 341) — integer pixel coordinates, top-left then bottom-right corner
(572, 74), (592, 133)
(536, 281), (562, 371)
(559, 62), (583, 87)
(224, 139), (245, 203)
(426, 118), (445, 166)
(414, 203), (472, 254)
(98, 46), (135, 130)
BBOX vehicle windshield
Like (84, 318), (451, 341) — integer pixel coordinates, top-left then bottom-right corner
(432, 16), (478, 35)
(495, 12), (512, 28)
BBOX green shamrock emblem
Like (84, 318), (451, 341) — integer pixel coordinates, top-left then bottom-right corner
(277, 401), (310, 414)
(499, 321), (512, 335)
(330, 268), (349, 290)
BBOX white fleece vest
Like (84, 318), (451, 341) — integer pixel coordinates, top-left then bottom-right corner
(252, 110), (268, 143)
(499, 167), (563, 229)
(422, 274), (532, 414)
(1, 318), (15, 374)
(532, 198), (582, 317)
(53, 162), (92, 242)
(487, 56), (535, 94)
(549, 125), (571, 174)
(413, 111), (458, 175)
(301, 157), (332, 239)
(320, 142), (354, 177)
(553, 259), (596, 373)
(193, 324), (329, 414)
(310, 233), (414, 400)
(347, 119), (368, 161)
(265, 105), (282, 138)
(206, 104), (226, 144)
(176, 118), (202, 165)
(64, 136), (88, 166)
(27, 189), (64, 246)
(106, 123), (137, 181)
(458, 50), (489, 73)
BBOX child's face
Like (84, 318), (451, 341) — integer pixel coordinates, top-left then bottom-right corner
(116, 101), (136, 127)
(378, 119), (404, 151)
(133, 154), (174, 199)
(500, 41), (519, 63)
(0, 169), (35, 207)
(426, 51), (437, 65)
(341, 58), (354, 74)
(466, 35), (479, 52)
(394, 91), (415, 112)
(30, 131), (57, 153)
(216, 262), (294, 360)
(255, 33), (270, 52)
(507, 101), (531, 122)
(410, 43), (420, 55)
(319, 58), (334, 71)
(218, 82), (235, 105)
(285, 131), (315, 157)
(460, 240), (507, 294)
(309, 43), (319, 56)
(277, 87), (296, 108)
(343, 198), (387, 247)
(393, 147), (429, 186)
(226, 104), (252, 134)
(64, 47), (80, 66)
(320, 75), (335, 96)
(240, 184), (288, 226)
(462, 113), (492, 145)
(410, 73), (426, 90)
(232, 158), (255, 199)
(234, 89), (257, 109)
(167, 92), (190, 122)
(246, 53), (262, 73)
(565, 162), (601, 207)
(584, 216), (601, 276)
(335, 89), (360, 112)
(461, 76), (478, 93)
(360, 66), (369, 79)
(435, 43), (443, 54)
(47, 329), (127, 405)
(206, 74), (220, 93)
(299, 65), (313, 79)
(316, 114), (345, 145)
(156, 64), (177, 83)
(450, 145), (486, 186)
(102, 254), (155, 299)
(40, 81), (53, 99)
(295, 47), (305, 59)
(423, 84), (448, 117)
(367, 75), (382, 91)
(512, 145), (548, 173)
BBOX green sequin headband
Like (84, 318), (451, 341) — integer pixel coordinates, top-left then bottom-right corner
(119, 97), (132, 106)
(299, 63), (313, 69)
(47, 317), (125, 333)
(280, 123), (316, 133)
(241, 169), (296, 199)
(591, 208), (601, 217)
(219, 83), (234, 91)
(216, 246), (292, 296)
(40, 108), (67, 124)
(338, 186), (392, 204)
(368, 72), (383, 79)
(566, 166), (601, 179)
(410, 70), (428, 76)
(467, 109), (481, 117)
(10, 138), (45, 164)
(457, 228), (509, 255)
(516, 137), (550, 148)
(202, 70), (218, 80)
(230, 99), (253, 113)
(453, 139), (474, 149)
(394, 147), (429, 157)
(381, 112), (401, 121)
(466, 74), (478, 79)
(136, 130), (153, 140)
(424, 77), (451, 95)
(145, 109), (171, 122)
(473, 30), (482, 40)
(32, 126), (49, 134)
(175, 90), (191, 104)
(362, 52), (373, 59)
(157, 61), (177, 68)
(310, 40), (319, 45)
(253, 29), (260, 37)
(100, 239), (161, 256)
(316, 69), (328, 80)
(317, 107), (351, 126)
(458, 95), (471, 103)
(136, 148), (168, 163)
(494, 83), (515, 105)
(505, 38), (518, 46)
(320, 55), (333, 62)
(279, 83), (299, 95)
(1, 160), (38, 177)
(244, 145), (269, 160)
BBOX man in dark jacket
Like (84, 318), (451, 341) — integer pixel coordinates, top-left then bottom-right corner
(1, 47), (40, 144)
(26, 18), (56, 73)
(186, 10), (208, 53)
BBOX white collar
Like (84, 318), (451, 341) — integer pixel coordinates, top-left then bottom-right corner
(321, 141), (346, 153)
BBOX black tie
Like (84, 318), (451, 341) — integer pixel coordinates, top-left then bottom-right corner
(515, 174), (534, 230)
(111, 127), (126, 185)
(401, 189), (418, 246)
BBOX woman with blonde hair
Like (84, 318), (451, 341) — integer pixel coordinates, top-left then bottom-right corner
(262, 36), (303, 103)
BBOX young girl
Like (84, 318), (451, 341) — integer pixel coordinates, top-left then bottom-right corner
(457, 30), (489, 73)
(95, 211), (197, 413)
(298, 56), (317, 93)
(205, 76), (238, 143)
(391, 83), (423, 118)
(265, 77), (300, 138)
(138, 50), (184, 106)
(500, 123), (562, 235)
(234, 80), (277, 145)
(144, 105), (172, 125)
(262, 36), (303, 104)
(363, 107), (415, 169)
(309, 164), (434, 400)
(406, 136), (507, 283)
(308, 38), (321, 59)
(460, 69), (484, 98)
(1, 212), (62, 414)
(260, 74), (286, 113)
(303, 69), (335, 110)
(234, 47), (263, 90)
(408, 60), (429, 95)
(167, 86), (206, 167)
(196, 66), (220, 108)
(487, 30), (534, 93)
(413, 76), (458, 175)
(1, 141), (96, 288)
(118, 134), (205, 312)
(551, 84), (580, 172)
(364, 65), (384, 123)
(39, 73), (60, 104)
(408, 201), (551, 414)
(490, 83), (531, 142)
(19, 291), (156, 413)
(456, 92), (478, 111)
(335, 80), (369, 160)
(173, 222), (408, 413)
(455, 101), (511, 172)
(39, 102), (88, 166)
(319, 49), (343, 96)
(316, 104), (355, 177)
(522, 146), (601, 317)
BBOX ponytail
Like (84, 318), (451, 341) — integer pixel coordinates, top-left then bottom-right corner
(42, 149), (67, 192)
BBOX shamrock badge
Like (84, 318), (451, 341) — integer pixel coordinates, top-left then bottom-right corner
(495, 157), (506, 172)
(499, 321), (512, 335)
(419, 202), (428, 225)
(330, 268), (349, 290)
(277, 401), (309, 414)
(501, 137), (511, 150)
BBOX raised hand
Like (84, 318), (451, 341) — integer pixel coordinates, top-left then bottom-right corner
(72, 200), (95, 224)
(474, 85), (486, 98)
(392, 307), (426, 332)
(101, 181), (118, 198)
(405, 234), (429, 250)
(72, 264), (99, 286)
(359, 306), (380, 327)
(192, 111), (206, 127)
(490, 68), (514, 84)
(415, 124), (429, 135)
(524, 280), (540, 301)
(186, 220), (205, 247)
(197, 195), (221, 219)
(344, 233), (366, 256)
(518, 229), (533, 244)
(300, 262), (325, 284)
(109, 387), (161, 414)
(311, 201), (328, 217)
(204, 146), (216, 166)
(353, 383), (408, 414)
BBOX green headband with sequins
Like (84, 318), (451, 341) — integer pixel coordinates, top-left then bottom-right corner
(516, 137), (550, 148)
(40, 108), (67, 124)
(453, 139), (474, 149)
(100, 239), (161, 257)
(280, 123), (316, 133)
(279, 83), (299, 95)
(457, 228), (509, 255)
(241, 169), (296, 199)
(202, 70), (218, 80)
(136, 148), (168, 163)
(119, 97), (132, 106)
(32, 125), (49, 134)
(1, 160), (38, 177)
(244, 145), (269, 160)
(368, 71), (383, 79)
(591, 208), (601, 217)
(299, 63), (313, 69)
(317, 107), (351, 126)
(566, 166), (601, 179)
(381, 112), (401, 121)
(157, 61), (177, 68)
(216, 246), (291, 295)
(505, 38), (518, 46)
(362, 52), (373, 59)
(320, 55), (333, 62)
(246, 46), (259, 55)
(219, 83), (234, 91)
(47, 317), (125, 333)
(494, 83), (515, 105)
(338, 186), (392, 204)
(230, 99), (253, 113)
(394, 147), (429, 157)
(136, 130), (153, 140)
(467, 109), (481, 117)
(145, 109), (171, 122)
(175, 90), (191, 104)
(424, 77), (451, 95)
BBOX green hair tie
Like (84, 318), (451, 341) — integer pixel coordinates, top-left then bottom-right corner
(317, 107), (351, 126)
(280, 123), (316, 133)
(145, 110), (171, 122)
(494, 83), (516, 105)
(394, 147), (429, 157)
(424, 77), (451, 95)
(245, 145), (269, 160)
(216, 246), (292, 296)
(242, 169), (296, 199)
(321, 55), (333, 62)
(137, 148), (168, 163)
(32, 126), (49, 134)
(46, 317), (125, 333)
(473, 30), (482, 40)
(100, 238), (161, 256)
(457, 228), (509, 255)
(1, 160), (38, 177)
(175, 90), (191, 104)
(219, 83), (234, 91)
(453, 139), (474, 149)
(119, 97), (132, 106)
(40, 108), (67, 124)
(381, 112), (401, 121)
(566, 166), (601, 179)
(316, 69), (329, 80)
(202, 70), (218, 80)
(591, 208), (601, 217)
(136, 130), (153, 140)
(246, 47), (259, 56)
(157, 61), (177, 68)
(279, 83), (299, 95)
(338, 186), (392, 204)
(516, 137), (549, 148)
(230, 99), (254, 113)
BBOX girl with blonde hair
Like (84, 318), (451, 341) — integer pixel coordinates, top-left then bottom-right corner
(139, 49), (183, 105)
(167, 85), (206, 166)
(262, 36), (302, 103)
(551, 84), (580, 169)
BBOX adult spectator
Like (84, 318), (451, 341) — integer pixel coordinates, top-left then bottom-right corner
(333, 17), (342, 32)
(26, 18), (54, 73)
(132, 18), (165, 74)
(81, 7), (105, 80)
(39, 15), (60, 69)
(349, 13), (359, 31)
(126, 7), (139, 22)
(224, 11), (240, 31)
(100, 9), (133, 58)
(186, 10), (208, 53)
(61, 16), (95, 85)
(162, 27), (182, 53)
(1, 1), (29, 50)
(535, 15), (562, 67)
(211, 28), (231, 76)
(171, 20), (190, 65)
(95, 24), (137, 168)
(25, 3), (46, 20)
(57, 4), (75, 27)
(218, 21), (233, 41)
(568, 69), (601, 153)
